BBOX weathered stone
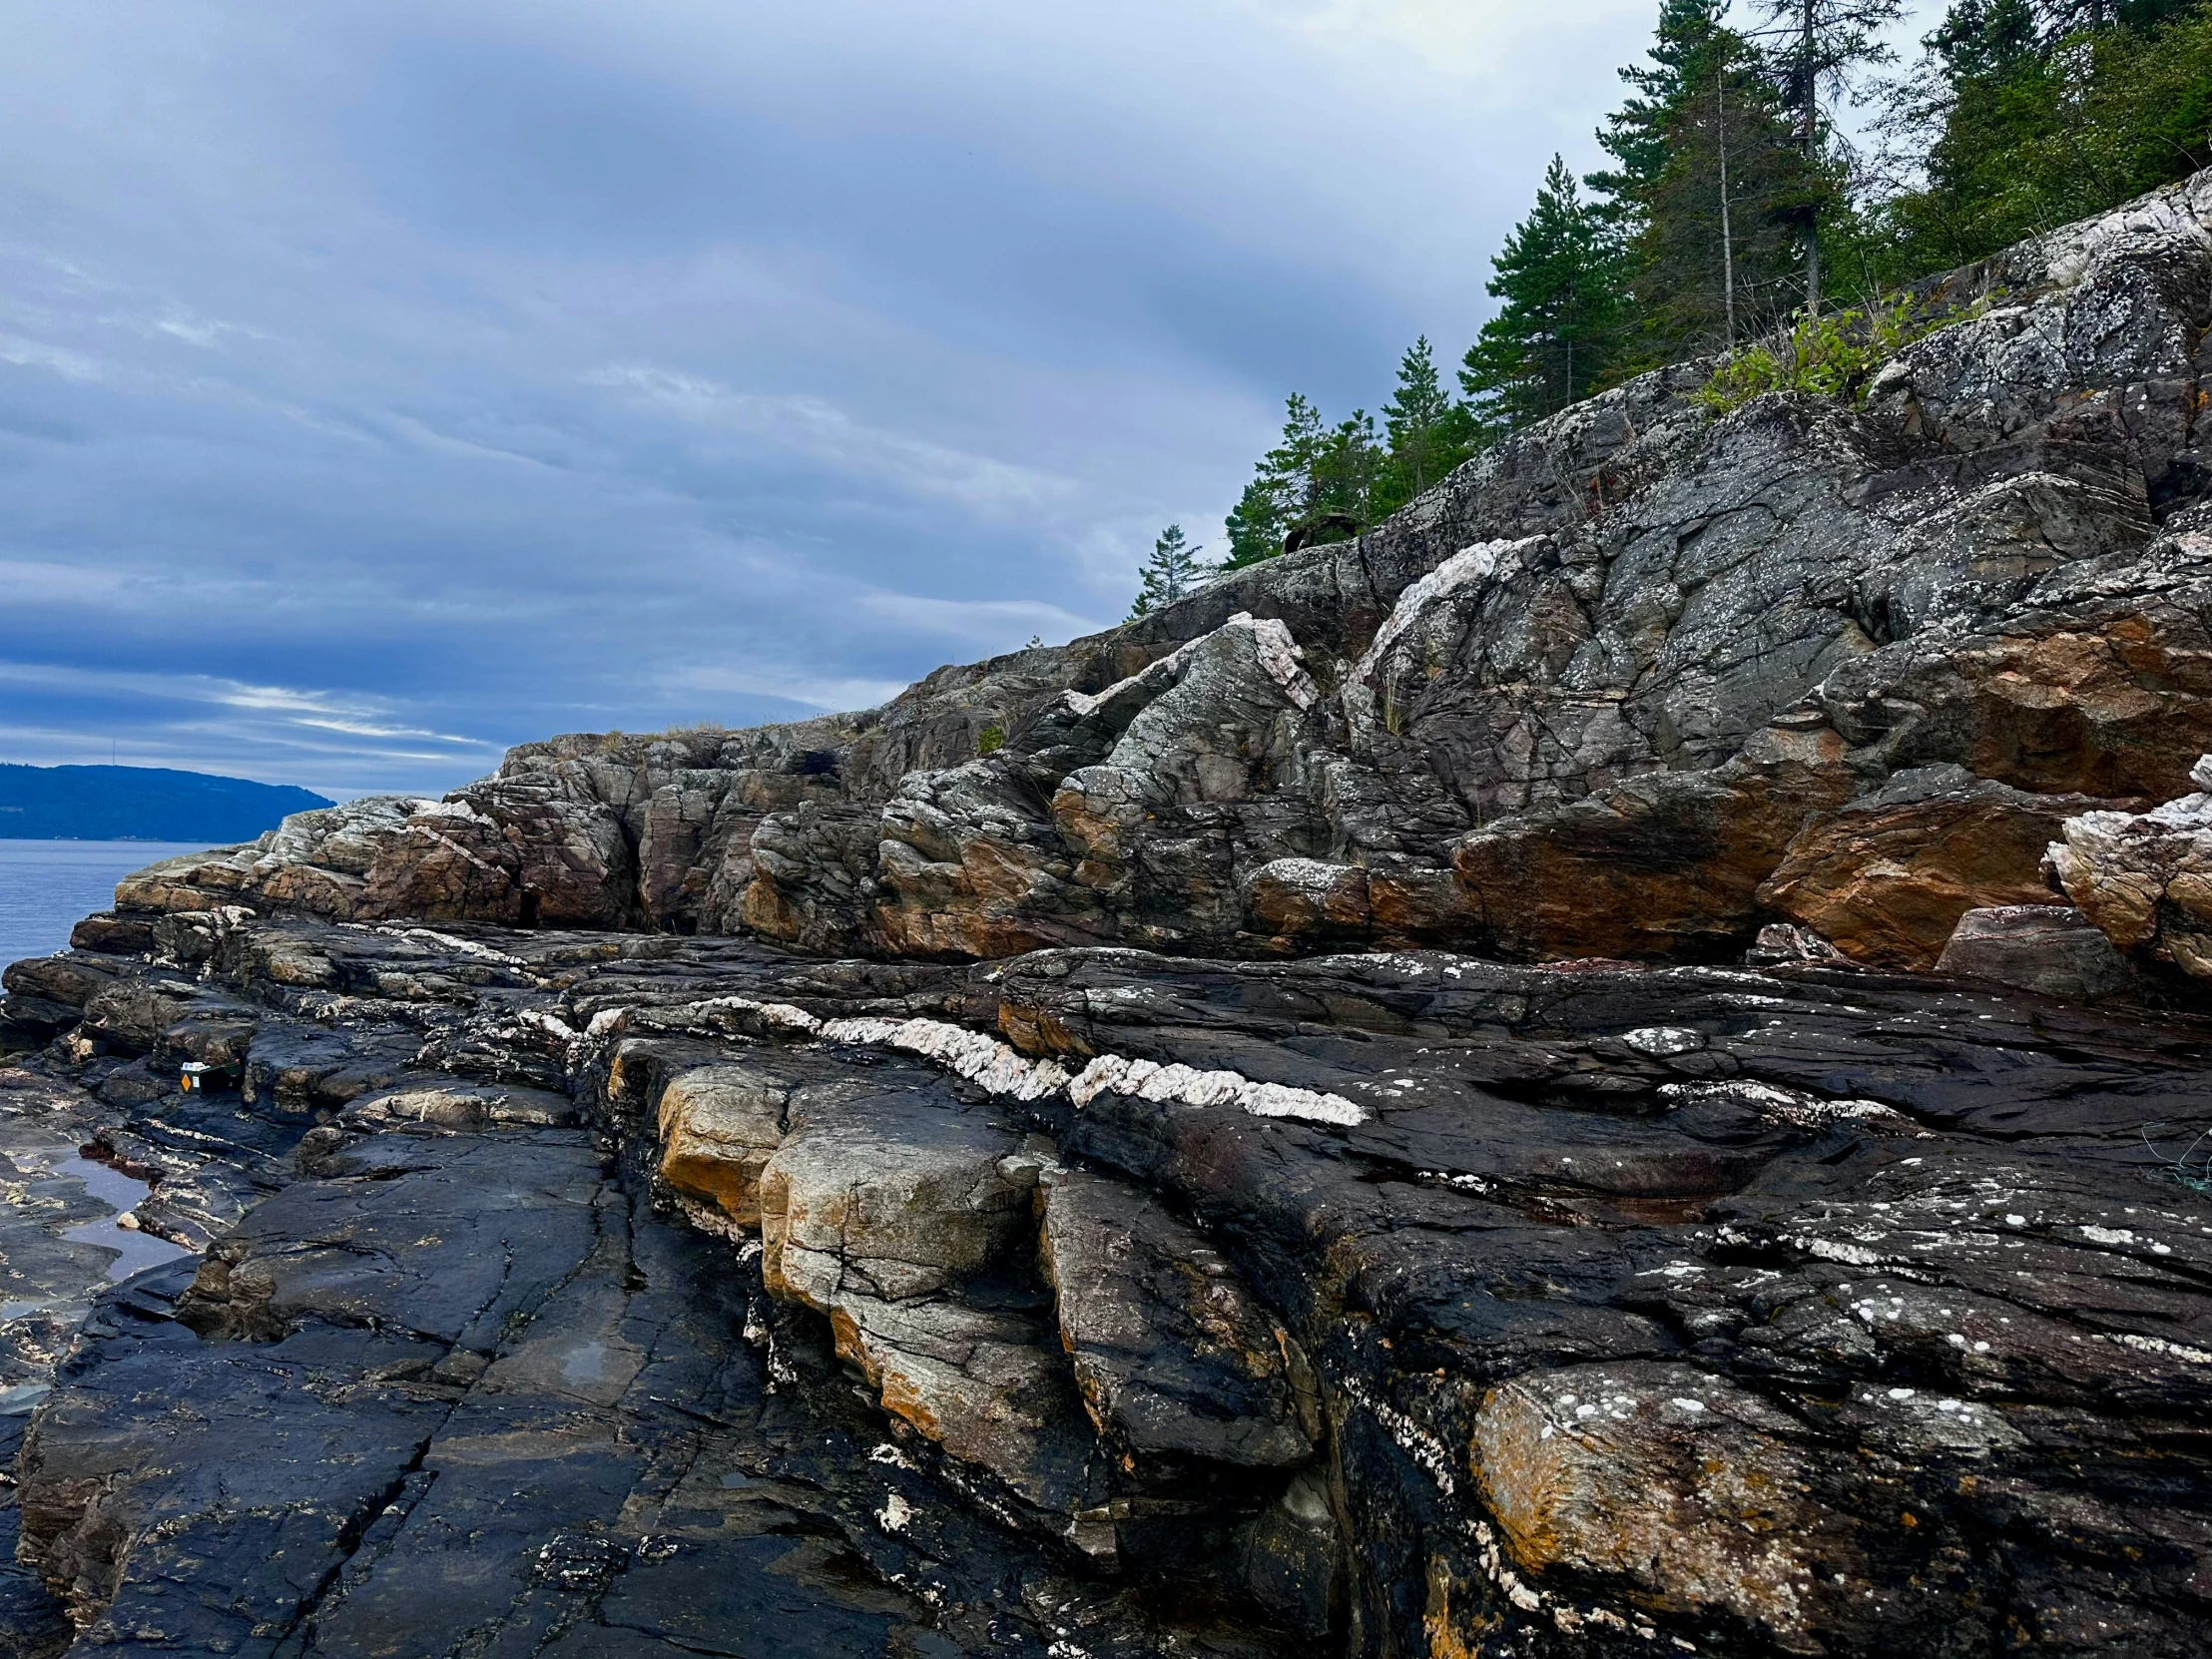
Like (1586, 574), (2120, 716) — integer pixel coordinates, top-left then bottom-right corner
(1742, 921), (1847, 965)
(2051, 752), (2212, 975)
(1239, 858), (1372, 941)
(18, 167), (2212, 1659)
(760, 1084), (1032, 1307)
(65, 913), (154, 958)
(653, 1062), (789, 1228)
(824, 1289), (1106, 1542)
(116, 170), (2212, 975)
(3, 916), (2210, 1652)
(1039, 1168), (1313, 1468)
(341, 1078), (578, 1132)
(0, 954), (122, 1018)
(1452, 754), (1851, 961)
(1471, 1362), (1848, 1652)
(1936, 903), (2133, 999)
(1757, 767), (2123, 969)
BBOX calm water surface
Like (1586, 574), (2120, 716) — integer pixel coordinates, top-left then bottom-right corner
(0, 840), (211, 972)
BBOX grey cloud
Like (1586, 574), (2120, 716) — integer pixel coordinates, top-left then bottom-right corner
(0, 0), (1711, 796)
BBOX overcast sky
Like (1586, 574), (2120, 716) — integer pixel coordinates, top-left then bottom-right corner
(0, 0), (1923, 799)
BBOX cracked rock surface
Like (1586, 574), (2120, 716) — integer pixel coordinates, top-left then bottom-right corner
(0, 916), (2206, 1655)
(5, 174), (2212, 1657)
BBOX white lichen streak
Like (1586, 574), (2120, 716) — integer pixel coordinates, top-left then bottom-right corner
(421, 825), (502, 873)
(1354, 539), (1536, 688)
(818, 1015), (1072, 1103)
(647, 997), (1364, 1126)
(1061, 611), (1316, 716)
(1789, 1234), (1887, 1268)
(2103, 1332), (2212, 1366)
(384, 926), (526, 966)
(1333, 1374), (1456, 1497)
(1238, 613), (1321, 711)
(1066, 1054), (1366, 1127)
(519, 1009), (580, 1046)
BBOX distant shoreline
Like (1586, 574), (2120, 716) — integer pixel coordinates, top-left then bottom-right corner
(0, 763), (327, 844)
(0, 834), (229, 843)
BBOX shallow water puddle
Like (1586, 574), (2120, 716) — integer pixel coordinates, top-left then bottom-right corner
(53, 1155), (195, 1281)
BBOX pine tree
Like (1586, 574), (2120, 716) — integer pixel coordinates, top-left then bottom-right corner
(1591, 0), (1737, 217)
(1224, 476), (1289, 570)
(1872, 0), (2212, 275)
(1311, 408), (1385, 533)
(1750, 0), (1907, 309)
(1376, 337), (1478, 514)
(1221, 395), (1388, 569)
(1622, 19), (1817, 359)
(1459, 157), (1624, 435)
(1590, 1), (1819, 367)
(1223, 394), (1324, 568)
(1127, 524), (1209, 619)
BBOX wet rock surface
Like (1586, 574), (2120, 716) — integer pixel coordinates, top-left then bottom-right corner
(0, 916), (2206, 1655)
(7, 174), (2212, 1656)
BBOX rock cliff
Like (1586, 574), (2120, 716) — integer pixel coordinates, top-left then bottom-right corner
(3, 175), (2212, 1657)
(106, 168), (2212, 985)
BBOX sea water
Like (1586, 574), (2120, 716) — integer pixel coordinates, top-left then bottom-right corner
(0, 839), (210, 972)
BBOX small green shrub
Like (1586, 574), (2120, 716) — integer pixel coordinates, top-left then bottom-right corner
(978, 725), (1006, 755)
(1697, 292), (1993, 416)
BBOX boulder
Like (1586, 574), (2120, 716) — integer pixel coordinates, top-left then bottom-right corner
(67, 913), (155, 957)
(1935, 904), (2132, 999)
(1239, 858), (1372, 941)
(2051, 752), (2212, 975)
(1038, 1168), (1313, 1468)
(759, 1085), (1036, 1307)
(653, 1062), (790, 1228)
(1471, 1362), (1851, 1652)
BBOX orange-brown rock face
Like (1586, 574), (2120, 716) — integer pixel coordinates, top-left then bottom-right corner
(1756, 769), (2133, 970)
(1815, 614), (2212, 803)
(1450, 748), (1852, 962)
(653, 1062), (790, 1229)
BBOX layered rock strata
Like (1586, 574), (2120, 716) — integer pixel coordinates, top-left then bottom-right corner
(1, 917), (2210, 1656)
(3, 174), (2212, 1658)
(101, 170), (2212, 984)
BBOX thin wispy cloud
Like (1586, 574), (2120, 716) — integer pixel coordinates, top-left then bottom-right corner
(0, 334), (104, 381)
(855, 592), (1102, 646)
(0, 663), (496, 752)
(674, 666), (916, 716)
(586, 366), (1075, 517)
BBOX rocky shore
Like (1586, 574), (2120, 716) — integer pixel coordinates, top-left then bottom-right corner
(5, 173), (2212, 1656)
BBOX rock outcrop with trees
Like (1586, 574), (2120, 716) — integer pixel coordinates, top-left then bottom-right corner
(6, 162), (2212, 1659)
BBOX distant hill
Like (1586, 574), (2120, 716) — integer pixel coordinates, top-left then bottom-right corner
(0, 765), (333, 842)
